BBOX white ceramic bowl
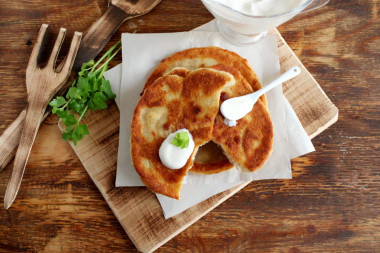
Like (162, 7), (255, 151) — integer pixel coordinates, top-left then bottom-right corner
(201, 0), (329, 45)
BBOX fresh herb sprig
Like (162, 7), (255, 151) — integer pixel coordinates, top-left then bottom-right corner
(49, 41), (121, 145)
(171, 131), (190, 149)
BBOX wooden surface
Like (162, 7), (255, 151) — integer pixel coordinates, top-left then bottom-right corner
(58, 27), (337, 252)
(3, 25), (81, 209)
(58, 103), (250, 253)
(0, 0), (161, 177)
(0, 0), (378, 252)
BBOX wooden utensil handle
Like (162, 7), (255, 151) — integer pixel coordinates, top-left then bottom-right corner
(4, 102), (46, 208)
(73, 4), (130, 70)
(0, 4), (130, 172)
(0, 108), (52, 172)
(0, 110), (26, 171)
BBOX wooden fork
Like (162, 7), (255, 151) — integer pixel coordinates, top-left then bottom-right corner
(4, 24), (82, 209)
(0, 0), (162, 173)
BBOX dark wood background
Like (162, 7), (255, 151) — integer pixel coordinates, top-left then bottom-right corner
(0, 0), (379, 252)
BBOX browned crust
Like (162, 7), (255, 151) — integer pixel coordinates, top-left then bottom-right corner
(192, 64), (273, 173)
(163, 67), (190, 78)
(210, 64), (273, 172)
(131, 75), (185, 199)
(144, 47), (267, 106)
(191, 141), (234, 174)
(190, 64), (253, 174)
(213, 99), (274, 172)
(143, 61), (274, 175)
(191, 157), (234, 175)
(131, 69), (233, 199)
(132, 47), (274, 198)
(141, 47), (271, 175)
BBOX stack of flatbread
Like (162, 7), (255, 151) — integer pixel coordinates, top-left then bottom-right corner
(131, 47), (273, 199)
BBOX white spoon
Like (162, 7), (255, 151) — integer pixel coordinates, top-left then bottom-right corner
(220, 66), (301, 125)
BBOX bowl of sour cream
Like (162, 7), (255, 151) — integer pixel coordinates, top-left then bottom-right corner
(201, 0), (329, 45)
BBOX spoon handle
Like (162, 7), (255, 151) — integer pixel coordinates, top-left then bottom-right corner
(255, 66), (301, 98)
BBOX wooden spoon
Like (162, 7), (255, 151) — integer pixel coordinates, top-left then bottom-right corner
(0, 0), (161, 173)
(73, 0), (162, 69)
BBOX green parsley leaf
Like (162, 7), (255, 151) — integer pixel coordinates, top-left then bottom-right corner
(72, 124), (89, 141)
(79, 59), (94, 77)
(62, 113), (77, 131)
(66, 87), (82, 99)
(62, 131), (73, 141)
(52, 106), (63, 114)
(87, 98), (96, 111)
(77, 76), (89, 91)
(49, 40), (121, 145)
(101, 79), (116, 99)
(69, 100), (86, 113)
(171, 131), (190, 149)
(49, 96), (66, 107)
(92, 92), (108, 110)
(56, 109), (68, 119)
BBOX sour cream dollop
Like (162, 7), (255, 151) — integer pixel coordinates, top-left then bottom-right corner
(159, 129), (195, 170)
(224, 118), (238, 127)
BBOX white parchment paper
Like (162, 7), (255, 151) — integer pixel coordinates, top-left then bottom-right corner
(105, 21), (314, 218)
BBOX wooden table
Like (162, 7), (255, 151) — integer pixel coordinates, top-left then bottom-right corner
(0, 0), (378, 252)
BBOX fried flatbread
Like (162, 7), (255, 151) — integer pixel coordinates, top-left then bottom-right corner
(167, 64), (274, 173)
(163, 67), (234, 174)
(210, 65), (273, 172)
(144, 47), (266, 106)
(143, 47), (269, 175)
(131, 68), (234, 199)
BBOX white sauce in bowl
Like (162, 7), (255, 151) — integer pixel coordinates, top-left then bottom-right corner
(216, 0), (306, 16)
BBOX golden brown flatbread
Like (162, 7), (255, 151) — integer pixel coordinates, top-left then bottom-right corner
(144, 47), (269, 175)
(131, 68), (234, 199)
(166, 64), (274, 173)
(210, 64), (273, 172)
(144, 47), (266, 106)
(192, 141), (233, 174)
(163, 67), (234, 174)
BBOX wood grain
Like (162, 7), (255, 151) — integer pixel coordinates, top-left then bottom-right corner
(272, 29), (339, 138)
(4, 26), (81, 209)
(73, 0), (161, 69)
(0, 0), (161, 172)
(0, 110), (25, 171)
(0, 0), (379, 252)
(57, 103), (252, 252)
(59, 28), (338, 252)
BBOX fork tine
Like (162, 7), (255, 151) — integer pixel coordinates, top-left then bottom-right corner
(59, 31), (82, 75)
(27, 24), (49, 71)
(4, 28), (82, 209)
(47, 28), (66, 70)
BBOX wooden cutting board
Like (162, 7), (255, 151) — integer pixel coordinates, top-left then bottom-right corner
(60, 29), (338, 253)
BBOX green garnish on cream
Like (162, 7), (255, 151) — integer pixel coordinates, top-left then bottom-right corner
(171, 131), (190, 149)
